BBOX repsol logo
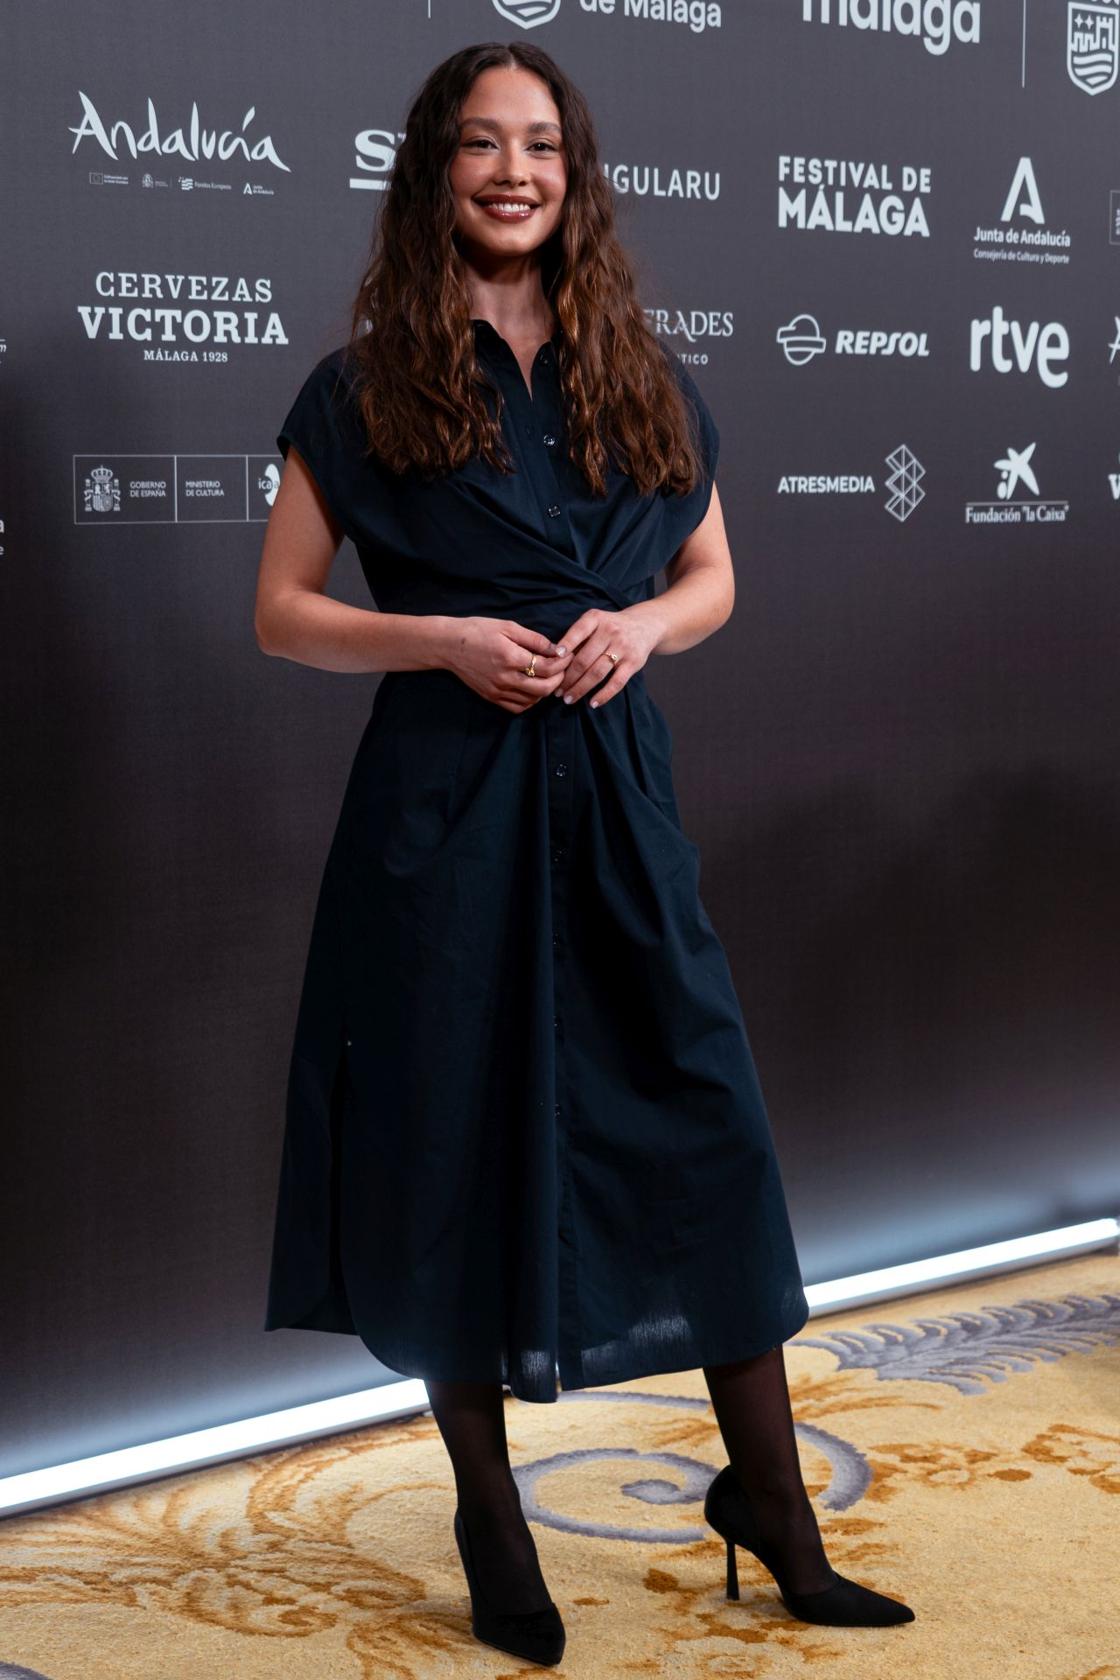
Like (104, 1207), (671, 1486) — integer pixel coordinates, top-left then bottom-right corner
(777, 313), (930, 366)
(836, 328), (929, 355)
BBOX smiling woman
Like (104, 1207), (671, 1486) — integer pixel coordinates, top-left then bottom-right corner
(256, 36), (913, 1668)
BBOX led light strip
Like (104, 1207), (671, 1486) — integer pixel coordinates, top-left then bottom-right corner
(802, 1216), (1118, 1310)
(2, 1218), (1115, 1518)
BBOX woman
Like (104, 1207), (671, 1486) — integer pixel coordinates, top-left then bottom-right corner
(255, 40), (914, 1667)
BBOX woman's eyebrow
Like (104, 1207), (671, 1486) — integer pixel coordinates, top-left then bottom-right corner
(459, 116), (562, 136)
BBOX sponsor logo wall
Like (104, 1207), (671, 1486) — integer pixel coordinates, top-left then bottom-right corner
(18, 0), (1111, 551)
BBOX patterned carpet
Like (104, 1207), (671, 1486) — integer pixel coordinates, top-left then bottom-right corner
(1, 1250), (1117, 1679)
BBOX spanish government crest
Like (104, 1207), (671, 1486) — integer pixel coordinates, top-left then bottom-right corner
(1067, 2), (1119, 95)
(492, 0), (561, 28)
(84, 464), (120, 514)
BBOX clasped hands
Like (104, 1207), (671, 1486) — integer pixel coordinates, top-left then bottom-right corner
(449, 604), (665, 716)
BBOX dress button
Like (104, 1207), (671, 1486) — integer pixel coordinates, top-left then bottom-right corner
(543, 433), (557, 447)
(554, 1015), (561, 1031)
(546, 503), (561, 517)
(554, 762), (567, 777)
(551, 847), (564, 864)
(554, 1101), (562, 1118)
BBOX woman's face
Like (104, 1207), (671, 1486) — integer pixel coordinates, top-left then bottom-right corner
(450, 66), (568, 264)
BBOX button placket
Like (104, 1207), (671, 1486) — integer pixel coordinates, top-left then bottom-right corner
(474, 319), (586, 1392)
(546, 695), (580, 1377)
(530, 353), (571, 544)
(485, 333), (573, 551)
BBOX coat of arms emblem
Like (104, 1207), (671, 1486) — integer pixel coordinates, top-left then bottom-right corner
(491, 0), (561, 28)
(84, 464), (121, 514)
(1067, 1), (1119, 95)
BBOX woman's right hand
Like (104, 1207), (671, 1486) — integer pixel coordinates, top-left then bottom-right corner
(443, 617), (574, 714)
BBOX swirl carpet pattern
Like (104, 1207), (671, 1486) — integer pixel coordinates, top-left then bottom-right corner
(1, 1250), (1117, 1678)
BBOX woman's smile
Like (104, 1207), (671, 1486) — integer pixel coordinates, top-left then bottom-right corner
(474, 196), (541, 222)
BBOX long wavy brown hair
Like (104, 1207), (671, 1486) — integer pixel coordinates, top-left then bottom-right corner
(342, 40), (705, 499)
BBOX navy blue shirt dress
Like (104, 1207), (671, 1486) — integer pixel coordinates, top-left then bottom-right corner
(263, 320), (811, 1402)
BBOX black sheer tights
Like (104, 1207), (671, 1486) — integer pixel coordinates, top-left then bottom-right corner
(426, 1346), (833, 1610)
(702, 1342), (837, 1594)
(424, 1379), (553, 1614)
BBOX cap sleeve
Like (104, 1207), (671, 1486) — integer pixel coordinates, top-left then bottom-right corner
(657, 344), (721, 547)
(277, 347), (365, 545)
(667, 351), (720, 484)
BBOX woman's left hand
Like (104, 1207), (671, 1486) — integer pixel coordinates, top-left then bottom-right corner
(553, 603), (667, 709)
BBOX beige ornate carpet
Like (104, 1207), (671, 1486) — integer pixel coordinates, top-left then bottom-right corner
(1, 1249), (1117, 1679)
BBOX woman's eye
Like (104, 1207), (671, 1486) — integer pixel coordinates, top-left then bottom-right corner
(463, 139), (557, 152)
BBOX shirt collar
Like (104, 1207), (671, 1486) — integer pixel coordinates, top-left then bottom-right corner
(472, 317), (563, 348)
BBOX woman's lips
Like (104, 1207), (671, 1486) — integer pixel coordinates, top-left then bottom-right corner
(476, 200), (539, 222)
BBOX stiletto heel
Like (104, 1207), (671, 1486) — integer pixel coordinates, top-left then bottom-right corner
(704, 1464), (915, 1627)
(452, 1505), (566, 1666)
(724, 1537), (739, 1600)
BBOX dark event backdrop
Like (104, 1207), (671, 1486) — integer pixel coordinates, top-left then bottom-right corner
(2, 0), (1118, 1480)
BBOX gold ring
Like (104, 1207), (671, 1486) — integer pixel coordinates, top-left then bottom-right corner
(606, 650), (619, 664)
(524, 654), (537, 678)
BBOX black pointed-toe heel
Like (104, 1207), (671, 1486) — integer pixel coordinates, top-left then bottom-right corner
(703, 1465), (915, 1627)
(452, 1505), (567, 1666)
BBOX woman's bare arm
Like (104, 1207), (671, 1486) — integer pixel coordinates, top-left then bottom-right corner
(253, 445), (456, 673)
(644, 480), (735, 657)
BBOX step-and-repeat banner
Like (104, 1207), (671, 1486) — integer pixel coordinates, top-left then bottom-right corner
(2, 0), (1117, 1474)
